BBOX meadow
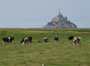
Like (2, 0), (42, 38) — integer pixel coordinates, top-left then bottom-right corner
(0, 28), (90, 66)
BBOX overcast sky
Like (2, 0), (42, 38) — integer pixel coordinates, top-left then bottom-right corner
(0, 0), (90, 28)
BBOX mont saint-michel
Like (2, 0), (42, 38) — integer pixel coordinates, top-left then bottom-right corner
(44, 11), (77, 28)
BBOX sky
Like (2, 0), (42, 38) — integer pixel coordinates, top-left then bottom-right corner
(0, 0), (90, 28)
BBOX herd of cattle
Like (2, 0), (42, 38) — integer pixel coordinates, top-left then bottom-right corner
(2, 36), (81, 46)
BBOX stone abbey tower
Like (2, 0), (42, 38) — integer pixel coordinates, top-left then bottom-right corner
(44, 11), (77, 28)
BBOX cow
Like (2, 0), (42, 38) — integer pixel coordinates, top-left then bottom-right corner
(68, 36), (81, 46)
(43, 37), (48, 42)
(2, 37), (14, 44)
(21, 37), (32, 45)
(54, 36), (59, 44)
(73, 37), (81, 46)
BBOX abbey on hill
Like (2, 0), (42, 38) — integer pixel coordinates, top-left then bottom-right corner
(44, 11), (77, 28)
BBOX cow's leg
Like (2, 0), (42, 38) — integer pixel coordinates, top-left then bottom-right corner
(73, 42), (77, 46)
(22, 42), (25, 46)
(73, 40), (77, 46)
(55, 40), (58, 44)
(2, 40), (5, 44)
(27, 41), (30, 44)
(78, 40), (81, 45)
(73, 43), (75, 46)
(42, 64), (45, 66)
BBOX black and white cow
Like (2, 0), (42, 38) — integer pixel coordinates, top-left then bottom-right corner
(43, 37), (48, 42)
(73, 37), (81, 46)
(54, 36), (59, 44)
(68, 36), (81, 46)
(2, 37), (14, 44)
(21, 37), (32, 45)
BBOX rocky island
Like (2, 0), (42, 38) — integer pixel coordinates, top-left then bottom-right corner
(44, 11), (77, 28)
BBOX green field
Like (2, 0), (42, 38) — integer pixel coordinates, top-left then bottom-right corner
(0, 28), (90, 66)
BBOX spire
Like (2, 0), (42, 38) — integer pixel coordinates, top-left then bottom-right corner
(57, 10), (63, 17)
(58, 10), (61, 16)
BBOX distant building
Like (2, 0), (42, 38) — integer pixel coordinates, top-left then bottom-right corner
(44, 11), (77, 28)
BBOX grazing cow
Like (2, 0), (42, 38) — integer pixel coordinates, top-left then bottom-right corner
(54, 36), (59, 44)
(2, 37), (14, 44)
(68, 36), (81, 46)
(21, 37), (32, 45)
(73, 37), (81, 46)
(43, 37), (48, 42)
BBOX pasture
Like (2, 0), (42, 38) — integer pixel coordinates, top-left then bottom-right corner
(0, 28), (90, 66)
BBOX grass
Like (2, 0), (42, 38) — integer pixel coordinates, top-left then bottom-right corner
(0, 28), (90, 66)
